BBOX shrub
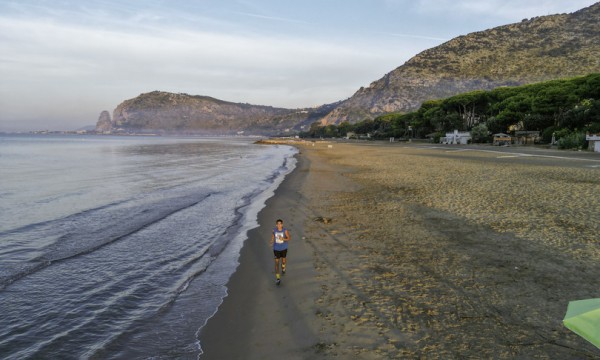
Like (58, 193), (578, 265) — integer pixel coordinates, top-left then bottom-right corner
(541, 126), (556, 143)
(470, 123), (490, 143)
(557, 131), (587, 150)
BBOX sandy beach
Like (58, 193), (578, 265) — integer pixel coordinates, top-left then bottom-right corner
(200, 140), (600, 359)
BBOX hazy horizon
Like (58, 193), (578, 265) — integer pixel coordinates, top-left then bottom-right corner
(1, 0), (597, 132)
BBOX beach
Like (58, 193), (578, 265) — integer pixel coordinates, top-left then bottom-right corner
(200, 141), (600, 359)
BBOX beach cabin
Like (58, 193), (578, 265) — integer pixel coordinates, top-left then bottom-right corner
(493, 133), (512, 146)
(586, 134), (600, 152)
(441, 130), (471, 145)
(515, 131), (540, 145)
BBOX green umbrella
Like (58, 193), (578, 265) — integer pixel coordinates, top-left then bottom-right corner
(563, 298), (600, 349)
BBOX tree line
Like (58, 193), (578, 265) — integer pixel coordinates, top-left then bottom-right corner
(301, 73), (600, 149)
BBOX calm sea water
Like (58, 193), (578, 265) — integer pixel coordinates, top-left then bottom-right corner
(0, 134), (297, 359)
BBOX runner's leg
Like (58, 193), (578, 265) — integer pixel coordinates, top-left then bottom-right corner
(274, 257), (280, 276)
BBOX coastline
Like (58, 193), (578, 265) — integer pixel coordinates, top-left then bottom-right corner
(199, 148), (323, 359)
(200, 140), (600, 358)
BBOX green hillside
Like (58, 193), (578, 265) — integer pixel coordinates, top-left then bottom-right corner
(304, 73), (600, 148)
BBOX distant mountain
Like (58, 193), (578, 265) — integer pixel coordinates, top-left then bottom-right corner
(320, 2), (600, 124)
(102, 91), (339, 135)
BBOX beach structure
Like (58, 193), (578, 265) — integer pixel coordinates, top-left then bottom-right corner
(441, 130), (471, 144)
(515, 131), (541, 145)
(493, 133), (512, 146)
(586, 134), (600, 152)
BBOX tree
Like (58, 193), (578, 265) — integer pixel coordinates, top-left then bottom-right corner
(354, 119), (375, 135)
(302, 121), (324, 138)
(470, 123), (490, 143)
(323, 124), (338, 138)
(310, 74), (600, 143)
(531, 83), (579, 126)
(523, 113), (551, 131)
(442, 90), (489, 129)
(561, 99), (600, 131)
(442, 113), (464, 132)
(337, 121), (353, 137)
(485, 116), (505, 134)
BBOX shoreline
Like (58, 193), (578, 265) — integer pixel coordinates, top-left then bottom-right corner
(199, 141), (600, 358)
(199, 148), (322, 359)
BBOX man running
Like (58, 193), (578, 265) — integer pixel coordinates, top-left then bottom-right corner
(270, 219), (290, 285)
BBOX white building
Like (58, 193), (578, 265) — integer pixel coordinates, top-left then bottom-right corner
(586, 134), (600, 153)
(441, 130), (471, 145)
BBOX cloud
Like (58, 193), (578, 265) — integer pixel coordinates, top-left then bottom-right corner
(233, 11), (311, 25)
(412, 0), (597, 20)
(0, 13), (411, 130)
(381, 32), (449, 42)
(0, 12), (391, 81)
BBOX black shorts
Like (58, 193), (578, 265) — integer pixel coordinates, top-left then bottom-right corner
(273, 249), (288, 259)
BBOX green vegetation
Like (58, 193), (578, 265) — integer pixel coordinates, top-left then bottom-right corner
(301, 74), (600, 148)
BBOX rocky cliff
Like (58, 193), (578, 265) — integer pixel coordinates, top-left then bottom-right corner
(320, 2), (600, 124)
(95, 110), (112, 132)
(109, 92), (285, 134)
(105, 91), (333, 135)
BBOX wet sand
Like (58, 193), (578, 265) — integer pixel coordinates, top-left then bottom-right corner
(200, 140), (600, 359)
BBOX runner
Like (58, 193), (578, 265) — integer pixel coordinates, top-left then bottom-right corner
(270, 219), (290, 285)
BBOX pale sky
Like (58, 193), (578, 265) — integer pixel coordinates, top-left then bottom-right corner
(0, 0), (597, 131)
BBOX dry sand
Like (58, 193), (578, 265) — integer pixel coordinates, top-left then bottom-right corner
(201, 140), (600, 359)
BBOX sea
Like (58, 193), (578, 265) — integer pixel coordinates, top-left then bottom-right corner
(0, 134), (297, 359)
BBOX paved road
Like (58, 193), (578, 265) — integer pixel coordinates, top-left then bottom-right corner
(338, 139), (600, 169)
(412, 144), (600, 169)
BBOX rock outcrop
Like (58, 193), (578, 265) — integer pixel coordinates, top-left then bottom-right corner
(110, 91), (339, 135)
(95, 110), (112, 132)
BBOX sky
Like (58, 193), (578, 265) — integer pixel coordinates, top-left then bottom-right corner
(0, 0), (598, 131)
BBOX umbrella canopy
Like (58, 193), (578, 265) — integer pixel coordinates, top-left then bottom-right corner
(563, 298), (600, 349)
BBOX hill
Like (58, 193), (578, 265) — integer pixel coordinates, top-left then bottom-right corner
(320, 2), (600, 124)
(101, 91), (339, 135)
(303, 73), (600, 147)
